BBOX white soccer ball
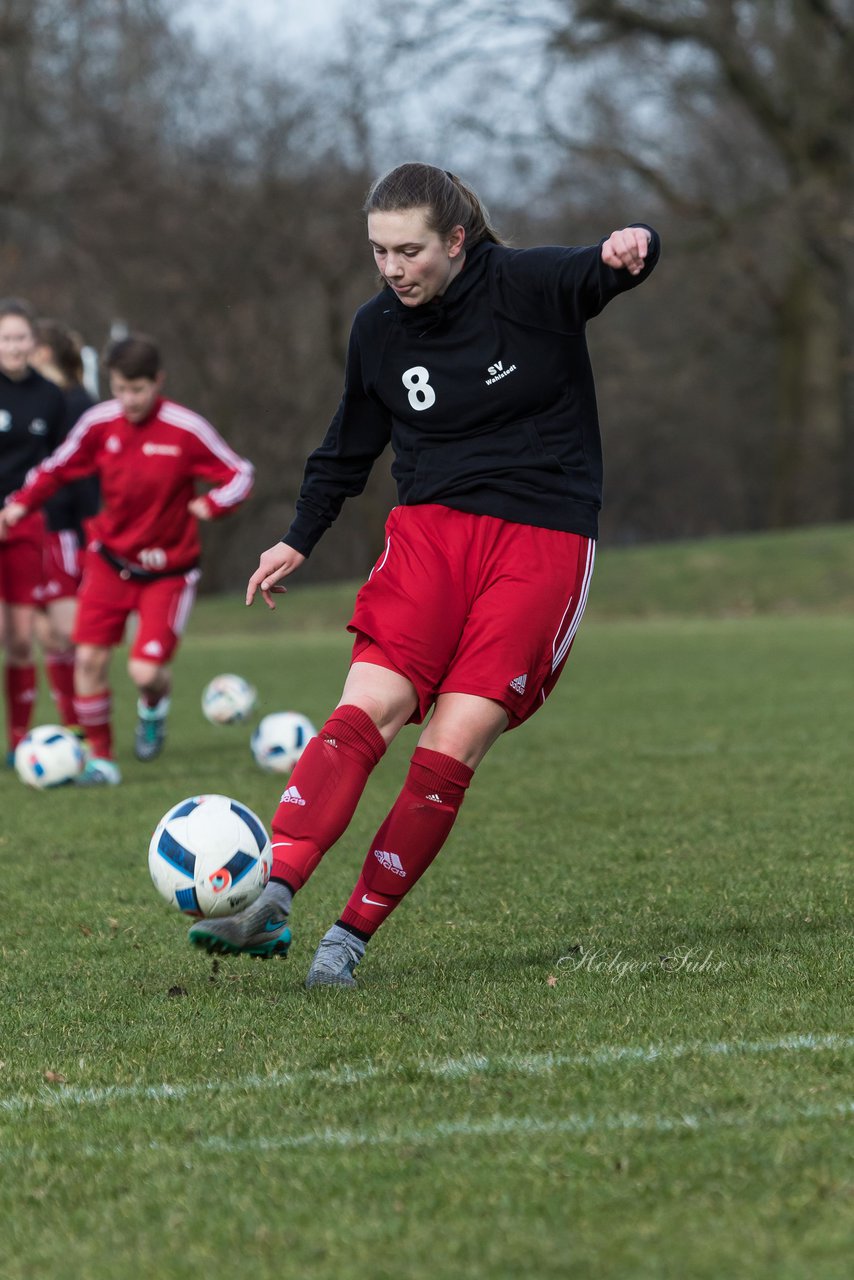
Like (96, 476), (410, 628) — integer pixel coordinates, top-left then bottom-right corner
(14, 724), (86, 789)
(148, 794), (272, 918)
(250, 711), (317, 775)
(201, 673), (257, 725)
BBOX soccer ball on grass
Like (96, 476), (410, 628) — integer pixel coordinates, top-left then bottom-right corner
(14, 724), (86, 789)
(148, 794), (271, 917)
(250, 711), (317, 774)
(201, 673), (257, 725)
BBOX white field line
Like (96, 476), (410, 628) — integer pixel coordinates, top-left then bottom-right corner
(147, 1097), (854, 1152)
(1, 1032), (851, 1118)
(1, 1099), (852, 1166)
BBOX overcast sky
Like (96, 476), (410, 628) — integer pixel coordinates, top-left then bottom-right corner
(180, 0), (349, 57)
(175, 1), (569, 201)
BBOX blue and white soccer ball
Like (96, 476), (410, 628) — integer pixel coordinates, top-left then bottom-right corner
(14, 724), (86, 789)
(148, 794), (272, 918)
(201, 673), (257, 725)
(250, 711), (317, 775)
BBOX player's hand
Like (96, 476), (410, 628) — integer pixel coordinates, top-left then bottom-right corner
(601, 227), (652, 276)
(246, 542), (306, 610)
(187, 496), (213, 521)
(0, 502), (28, 540)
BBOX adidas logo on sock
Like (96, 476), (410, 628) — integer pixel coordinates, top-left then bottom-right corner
(426, 793), (442, 803)
(279, 785), (306, 806)
(373, 848), (406, 877)
(509, 673), (528, 694)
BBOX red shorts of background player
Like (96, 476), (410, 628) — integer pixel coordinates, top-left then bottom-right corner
(73, 549), (200, 664)
(348, 504), (595, 729)
(32, 530), (83, 605)
(0, 510), (46, 606)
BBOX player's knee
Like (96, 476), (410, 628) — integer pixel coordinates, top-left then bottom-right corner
(128, 657), (166, 695)
(4, 635), (34, 664)
(337, 672), (417, 740)
(343, 691), (394, 733)
(420, 699), (508, 769)
(419, 727), (482, 769)
(43, 629), (74, 657)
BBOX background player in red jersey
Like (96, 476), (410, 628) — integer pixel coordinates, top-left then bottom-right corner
(188, 162), (659, 988)
(29, 319), (100, 734)
(0, 333), (254, 784)
(0, 298), (66, 760)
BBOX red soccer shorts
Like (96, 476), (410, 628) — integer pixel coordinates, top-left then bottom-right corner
(73, 550), (200, 663)
(33, 530), (83, 605)
(0, 510), (46, 606)
(349, 504), (595, 728)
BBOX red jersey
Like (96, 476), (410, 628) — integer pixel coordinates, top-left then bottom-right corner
(12, 398), (253, 574)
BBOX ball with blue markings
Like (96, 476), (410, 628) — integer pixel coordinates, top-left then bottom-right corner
(250, 711), (317, 775)
(148, 794), (272, 917)
(14, 724), (86, 789)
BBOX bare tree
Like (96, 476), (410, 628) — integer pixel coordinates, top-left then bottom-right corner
(0, 0), (396, 587)
(371, 0), (854, 529)
(556, 1), (854, 524)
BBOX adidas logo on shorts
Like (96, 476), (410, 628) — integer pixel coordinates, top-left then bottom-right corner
(373, 849), (406, 877)
(509, 673), (528, 694)
(280, 785), (306, 806)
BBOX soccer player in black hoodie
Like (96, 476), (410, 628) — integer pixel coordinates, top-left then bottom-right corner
(190, 162), (660, 987)
(30, 319), (99, 734)
(0, 299), (65, 757)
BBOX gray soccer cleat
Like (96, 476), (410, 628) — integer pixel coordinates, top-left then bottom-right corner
(188, 883), (292, 959)
(134, 696), (170, 762)
(305, 924), (366, 989)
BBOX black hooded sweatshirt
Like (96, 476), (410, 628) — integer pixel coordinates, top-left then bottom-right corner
(284, 227), (660, 557)
(0, 367), (65, 503)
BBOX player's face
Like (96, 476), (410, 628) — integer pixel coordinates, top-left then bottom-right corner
(368, 208), (465, 307)
(110, 371), (163, 424)
(0, 315), (36, 379)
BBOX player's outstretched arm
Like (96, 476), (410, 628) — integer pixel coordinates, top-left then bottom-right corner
(601, 226), (652, 276)
(246, 542), (306, 610)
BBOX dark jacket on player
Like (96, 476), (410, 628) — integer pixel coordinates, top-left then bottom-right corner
(43, 383), (100, 540)
(284, 227), (660, 556)
(0, 368), (65, 503)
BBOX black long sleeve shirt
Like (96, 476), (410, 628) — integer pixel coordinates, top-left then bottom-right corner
(42, 383), (100, 538)
(0, 368), (66, 504)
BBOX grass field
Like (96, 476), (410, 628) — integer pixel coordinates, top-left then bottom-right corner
(1, 526), (852, 1279)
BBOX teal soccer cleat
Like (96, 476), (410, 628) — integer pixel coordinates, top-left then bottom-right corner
(188, 888), (292, 959)
(74, 756), (122, 786)
(134, 697), (170, 762)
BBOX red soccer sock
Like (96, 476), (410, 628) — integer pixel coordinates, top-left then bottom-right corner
(73, 691), (113, 760)
(339, 747), (474, 937)
(4, 664), (37, 751)
(45, 652), (77, 727)
(270, 704), (387, 890)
